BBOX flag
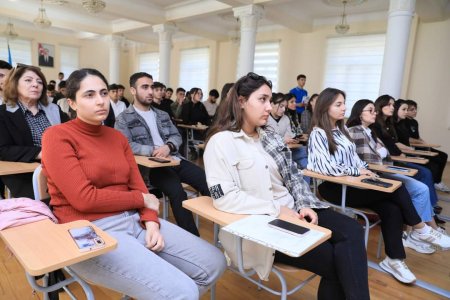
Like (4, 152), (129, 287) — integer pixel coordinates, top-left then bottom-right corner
(7, 41), (12, 65)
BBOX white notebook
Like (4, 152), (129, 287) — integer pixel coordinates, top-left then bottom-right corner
(222, 215), (326, 257)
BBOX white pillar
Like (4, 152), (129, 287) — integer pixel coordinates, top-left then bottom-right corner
(379, 0), (415, 98)
(153, 23), (176, 86)
(107, 35), (124, 84)
(233, 5), (264, 79)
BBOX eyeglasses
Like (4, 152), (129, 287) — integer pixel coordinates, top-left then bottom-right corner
(362, 109), (377, 114)
(246, 72), (272, 89)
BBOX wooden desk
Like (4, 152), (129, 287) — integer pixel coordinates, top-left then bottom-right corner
(134, 155), (180, 168)
(391, 155), (429, 165)
(183, 196), (331, 256)
(401, 149), (438, 157)
(368, 163), (418, 177)
(0, 161), (40, 176)
(410, 142), (440, 148)
(303, 170), (401, 193)
(0, 219), (117, 276)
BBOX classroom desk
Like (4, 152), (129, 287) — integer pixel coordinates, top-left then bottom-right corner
(177, 124), (208, 158)
(303, 170), (401, 194)
(390, 156), (429, 165)
(410, 142), (440, 149)
(0, 161), (40, 176)
(401, 149), (438, 157)
(0, 219), (117, 300)
(134, 155), (180, 168)
(368, 163), (418, 177)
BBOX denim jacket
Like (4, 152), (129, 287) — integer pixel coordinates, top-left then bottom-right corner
(115, 105), (183, 158)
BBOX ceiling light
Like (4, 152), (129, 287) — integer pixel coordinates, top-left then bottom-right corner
(82, 0), (106, 14)
(335, 0), (350, 34)
(33, 0), (52, 29)
(3, 22), (19, 40)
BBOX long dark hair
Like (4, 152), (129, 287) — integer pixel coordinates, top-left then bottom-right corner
(206, 72), (272, 144)
(306, 93), (318, 113)
(374, 94), (397, 139)
(66, 68), (109, 101)
(393, 99), (408, 123)
(312, 87), (351, 154)
(346, 99), (373, 128)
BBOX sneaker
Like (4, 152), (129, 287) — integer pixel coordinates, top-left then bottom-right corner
(411, 228), (450, 250)
(379, 257), (416, 284)
(436, 226), (449, 236)
(433, 205), (443, 215)
(403, 232), (435, 254)
(435, 182), (450, 193)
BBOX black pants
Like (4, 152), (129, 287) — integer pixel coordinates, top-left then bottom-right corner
(429, 148), (448, 183)
(275, 209), (369, 300)
(318, 182), (421, 260)
(2, 173), (34, 199)
(148, 159), (209, 237)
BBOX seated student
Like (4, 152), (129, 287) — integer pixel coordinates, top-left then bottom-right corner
(108, 83), (126, 117)
(0, 65), (68, 198)
(203, 89), (219, 120)
(404, 99), (449, 192)
(373, 95), (444, 224)
(181, 87), (210, 126)
(117, 84), (130, 107)
(165, 87), (173, 100)
(151, 81), (174, 119)
(285, 93), (303, 137)
(204, 73), (370, 300)
(307, 88), (450, 284)
(300, 93), (318, 134)
(171, 87), (186, 119)
(42, 68), (226, 299)
(115, 72), (210, 236)
(347, 99), (447, 254)
(267, 92), (308, 171)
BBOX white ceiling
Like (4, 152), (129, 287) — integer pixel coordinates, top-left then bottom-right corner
(1, 0), (449, 44)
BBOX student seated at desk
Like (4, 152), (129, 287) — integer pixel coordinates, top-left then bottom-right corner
(41, 68), (226, 300)
(204, 72), (370, 300)
(347, 99), (447, 253)
(115, 72), (210, 236)
(307, 88), (450, 284)
(373, 96), (445, 224)
(181, 87), (210, 126)
(0, 65), (68, 198)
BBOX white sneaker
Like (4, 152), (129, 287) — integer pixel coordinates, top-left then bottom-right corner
(411, 228), (450, 250)
(403, 232), (435, 254)
(435, 182), (450, 193)
(379, 257), (416, 284)
(436, 226), (449, 236)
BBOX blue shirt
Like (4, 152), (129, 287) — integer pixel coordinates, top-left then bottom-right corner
(289, 87), (308, 114)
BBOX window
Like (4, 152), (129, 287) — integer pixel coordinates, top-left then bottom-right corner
(0, 38), (32, 66)
(253, 42), (280, 92)
(323, 34), (386, 116)
(178, 47), (209, 95)
(60, 45), (79, 77)
(139, 52), (159, 81)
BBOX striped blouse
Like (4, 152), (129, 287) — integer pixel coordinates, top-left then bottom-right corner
(307, 126), (368, 176)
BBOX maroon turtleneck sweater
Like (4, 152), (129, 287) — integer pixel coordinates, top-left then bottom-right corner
(42, 118), (159, 225)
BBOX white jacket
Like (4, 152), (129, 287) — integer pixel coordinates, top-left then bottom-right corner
(204, 130), (282, 280)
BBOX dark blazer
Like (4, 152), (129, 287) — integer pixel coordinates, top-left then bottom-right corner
(0, 103), (68, 198)
(38, 55), (54, 67)
(181, 101), (211, 126)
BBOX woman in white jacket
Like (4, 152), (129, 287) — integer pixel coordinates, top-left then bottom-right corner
(203, 72), (370, 300)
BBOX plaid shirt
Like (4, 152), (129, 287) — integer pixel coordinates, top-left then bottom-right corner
(259, 129), (328, 211)
(18, 101), (51, 147)
(348, 125), (392, 165)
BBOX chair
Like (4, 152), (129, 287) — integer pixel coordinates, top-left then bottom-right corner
(183, 196), (332, 300)
(162, 183), (200, 227)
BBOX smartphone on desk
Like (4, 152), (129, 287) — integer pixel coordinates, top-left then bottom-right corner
(148, 157), (171, 163)
(68, 226), (105, 252)
(361, 178), (393, 188)
(386, 166), (409, 172)
(268, 219), (310, 237)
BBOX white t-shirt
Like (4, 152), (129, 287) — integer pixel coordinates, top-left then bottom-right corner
(110, 99), (126, 117)
(134, 105), (165, 147)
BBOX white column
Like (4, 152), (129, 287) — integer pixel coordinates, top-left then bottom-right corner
(379, 0), (416, 98)
(233, 5), (264, 78)
(153, 23), (176, 85)
(107, 35), (124, 84)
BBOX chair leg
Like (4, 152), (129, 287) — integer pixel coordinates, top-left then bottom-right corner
(377, 232), (383, 259)
(210, 284), (216, 300)
(162, 194), (169, 220)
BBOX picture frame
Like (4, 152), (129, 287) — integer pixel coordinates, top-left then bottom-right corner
(38, 43), (55, 68)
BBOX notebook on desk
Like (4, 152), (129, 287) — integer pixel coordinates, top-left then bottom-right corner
(222, 215), (326, 257)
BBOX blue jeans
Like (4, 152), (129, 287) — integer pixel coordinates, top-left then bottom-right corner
(382, 173), (433, 222)
(292, 146), (310, 184)
(69, 212), (226, 300)
(404, 162), (438, 206)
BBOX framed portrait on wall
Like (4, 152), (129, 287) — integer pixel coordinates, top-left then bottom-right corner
(38, 43), (55, 68)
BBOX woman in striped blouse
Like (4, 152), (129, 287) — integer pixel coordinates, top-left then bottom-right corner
(307, 88), (450, 284)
